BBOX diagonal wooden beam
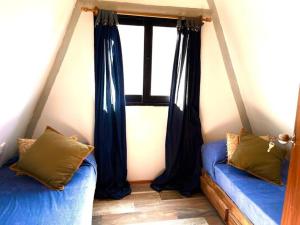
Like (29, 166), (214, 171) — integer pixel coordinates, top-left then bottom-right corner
(206, 0), (252, 132)
(25, 0), (83, 138)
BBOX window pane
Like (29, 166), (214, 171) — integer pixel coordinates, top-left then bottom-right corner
(119, 25), (144, 95)
(151, 26), (177, 96)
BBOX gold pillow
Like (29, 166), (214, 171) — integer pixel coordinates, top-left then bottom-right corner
(17, 126), (77, 155)
(226, 129), (270, 161)
(11, 128), (93, 190)
(229, 134), (286, 185)
(18, 136), (77, 155)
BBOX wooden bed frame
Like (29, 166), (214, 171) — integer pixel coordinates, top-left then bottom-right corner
(200, 171), (253, 225)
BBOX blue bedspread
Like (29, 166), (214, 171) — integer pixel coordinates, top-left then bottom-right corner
(215, 164), (286, 225)
(0, 154), (97, 225)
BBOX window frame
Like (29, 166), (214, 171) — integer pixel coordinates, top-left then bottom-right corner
(118, 15), (177, 106)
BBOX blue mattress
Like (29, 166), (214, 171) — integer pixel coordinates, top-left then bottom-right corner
(214, 163), (286, 225)
(0, 154), (97, 225)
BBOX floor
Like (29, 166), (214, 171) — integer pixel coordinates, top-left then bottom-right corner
(92, 183), (224, 225)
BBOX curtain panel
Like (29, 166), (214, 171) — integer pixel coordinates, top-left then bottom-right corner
(94, 11), (131, 199)
(151, 20), (204, 196)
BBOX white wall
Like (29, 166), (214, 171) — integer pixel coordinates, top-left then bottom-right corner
(214, 0), (300, 136)
(126, 107), (167, 181)
(33, 12), (95, 144)
(0, 0), (76, 165)
(200, 22), (243, 142)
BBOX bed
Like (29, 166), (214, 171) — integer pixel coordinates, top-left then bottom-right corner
(201, 140), (288, 225)
(0, 153), (97, 225)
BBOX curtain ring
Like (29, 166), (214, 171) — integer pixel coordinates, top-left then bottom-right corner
(113, 13), (118, 25)
(176, 20), (182, 30)
(108, 13), (114, 26)
(103, 11), (108, 26)
(95, 10), (102, 27)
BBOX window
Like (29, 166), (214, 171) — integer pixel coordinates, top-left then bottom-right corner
(118, 25), (144, 95)
(118, 16), (177, 106)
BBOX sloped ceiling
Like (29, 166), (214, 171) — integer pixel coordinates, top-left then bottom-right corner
(0, 0), (76, 164)
(213, 0), (300, 135)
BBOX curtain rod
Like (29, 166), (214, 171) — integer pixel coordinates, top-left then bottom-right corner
(81, 7), (212, 22)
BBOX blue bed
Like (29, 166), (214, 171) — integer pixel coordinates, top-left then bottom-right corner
(202, 140), (288, 225)
(0, 154), (97, 225)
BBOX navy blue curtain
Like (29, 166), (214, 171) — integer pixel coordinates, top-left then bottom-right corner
(94, 11), (131, 199)
(151, 21), (204, 196)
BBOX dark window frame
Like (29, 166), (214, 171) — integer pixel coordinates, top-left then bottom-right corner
(118, 15), (177, 106)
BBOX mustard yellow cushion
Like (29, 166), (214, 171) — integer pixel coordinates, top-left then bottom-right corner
(229, 134), (286, 185)
(11, 128), (93, 190)
(18, 136), (77, 155)
(226, 129), (270, 161)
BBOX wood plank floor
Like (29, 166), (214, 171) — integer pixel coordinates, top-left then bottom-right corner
(92, 183), (224, 225)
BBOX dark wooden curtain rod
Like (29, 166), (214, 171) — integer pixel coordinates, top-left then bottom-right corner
(81, 7), (212, 22)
